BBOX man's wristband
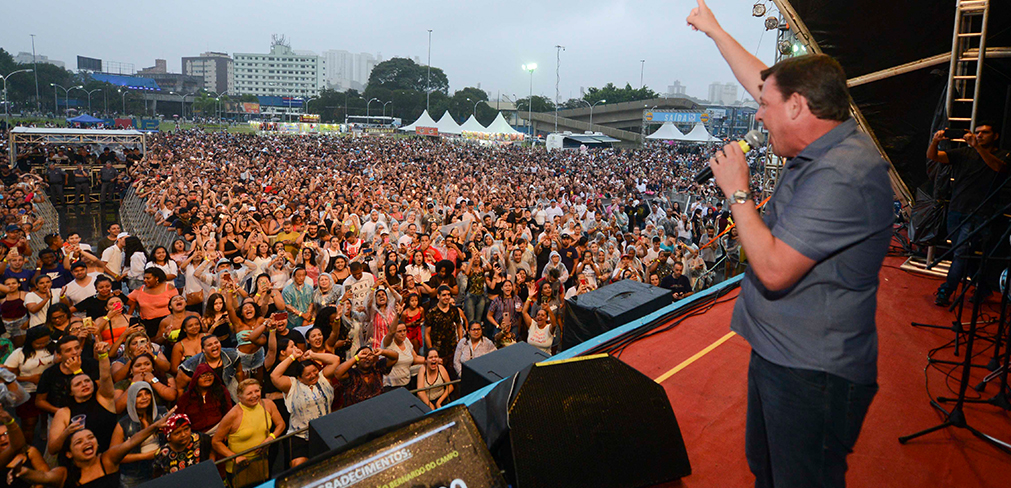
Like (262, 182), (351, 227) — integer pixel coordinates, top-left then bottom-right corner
(269, 433), (276, 439)
(353, 355), (359, 363)
(73, 369), (83, 375)
(97, 353), (109, 359)
(4, 418), (14, 426)
(288, 355), (297, 363)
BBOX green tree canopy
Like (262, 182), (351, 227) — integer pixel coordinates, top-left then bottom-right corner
(515, 95), (555, 113)
(583, 82), (658, 105)
(367, 57), (448, 94)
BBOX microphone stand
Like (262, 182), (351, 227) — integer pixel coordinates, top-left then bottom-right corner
(910, 178), (1011, 355)
(899, 210), (1011, 453)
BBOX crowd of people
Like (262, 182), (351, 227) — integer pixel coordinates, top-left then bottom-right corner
(0, 128), (750, 488)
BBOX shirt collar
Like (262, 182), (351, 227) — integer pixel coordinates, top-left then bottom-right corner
(788, 118), (857, 168)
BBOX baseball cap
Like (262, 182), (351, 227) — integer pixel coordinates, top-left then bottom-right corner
(117, 232), (130, 239)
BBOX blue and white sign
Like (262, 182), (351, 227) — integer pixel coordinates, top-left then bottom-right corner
(643, 111), (703, 123)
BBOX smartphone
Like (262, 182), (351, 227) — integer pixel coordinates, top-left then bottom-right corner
(272, 312), (288, 322)
(129, 316), (141, 327)
(944, 128), (965, 139)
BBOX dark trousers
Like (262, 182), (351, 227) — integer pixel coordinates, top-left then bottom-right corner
(939, 211), (989, 297)
(746, 351), (877, 488)
(100, 181), (116, 203)
(50, 184), (64, 204)
(73, 181), (91, 204)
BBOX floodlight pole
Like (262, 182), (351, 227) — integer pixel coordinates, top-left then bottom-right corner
(555, 45), (564, 132)
(522, 64), (536, 139)
(426, 29), (433, 111)
(30, 34), (40, 113)
(2, 69), (34, 130)
(382, 100), (392, 117)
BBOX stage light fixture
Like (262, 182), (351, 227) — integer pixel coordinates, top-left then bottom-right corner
(765, 16), (779, 30)
(778, 40), (792, 55)
(752, 2), (766, 17)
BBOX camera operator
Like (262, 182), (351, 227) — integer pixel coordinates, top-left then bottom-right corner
(927, 122), (1008, 306)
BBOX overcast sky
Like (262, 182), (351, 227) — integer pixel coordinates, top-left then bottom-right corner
(2, 0), (775, 102)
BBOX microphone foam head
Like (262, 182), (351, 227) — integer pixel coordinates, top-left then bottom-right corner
(743, 130), (765, 147)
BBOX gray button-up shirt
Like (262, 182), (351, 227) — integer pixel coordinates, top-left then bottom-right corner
(730, 118), (893, 384)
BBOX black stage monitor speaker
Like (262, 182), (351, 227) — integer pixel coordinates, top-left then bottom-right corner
(137, 460), (224, 488)
(460, 341), (551, 395)
(308, 387), (430, 454)
(561, 278), (672, 350)
(468, 354), (691, 488)
(279, 406), (507, 488)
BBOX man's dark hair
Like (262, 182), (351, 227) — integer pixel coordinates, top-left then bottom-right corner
(436, 285), (452, 296)
(760, 54), (851, 122)
(348, 261), (363, 272)
(57, 335), (80, 353)
(976, 120), (1000, 138)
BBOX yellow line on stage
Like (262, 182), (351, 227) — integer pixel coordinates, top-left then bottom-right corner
(653, 331), (737, 384)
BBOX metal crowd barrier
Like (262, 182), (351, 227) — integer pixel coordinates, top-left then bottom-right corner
(24, 191), (61, 268)
(119, 186), (178, 251)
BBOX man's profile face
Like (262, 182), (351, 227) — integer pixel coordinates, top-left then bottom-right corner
(973, 125), (998, 148)
(756, 75), (796, 157)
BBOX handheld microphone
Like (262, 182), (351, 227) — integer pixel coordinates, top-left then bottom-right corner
(693, 129), (766, 185)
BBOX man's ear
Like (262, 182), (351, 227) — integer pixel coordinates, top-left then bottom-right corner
(788, 92), (806, 120)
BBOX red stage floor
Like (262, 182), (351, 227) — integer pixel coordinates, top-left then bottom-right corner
(617, 256), (1011, 487)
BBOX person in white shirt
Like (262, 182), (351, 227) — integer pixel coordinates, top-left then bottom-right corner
(24, 276), (60, 327)
(59, 262), (98, 315)
(100, 232), (129, 280)
(544, 200), (564, 222)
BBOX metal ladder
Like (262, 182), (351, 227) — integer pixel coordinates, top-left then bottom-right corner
(945, 0), (990, 137)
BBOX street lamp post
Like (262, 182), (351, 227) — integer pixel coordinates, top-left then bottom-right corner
(521, 64), (537, 139)
(2, 69), (34, 131)
(366, 98), (379, 121)
(51, 83), (80, 117)
(382, 100), (392, 118)
(472, 100), (481, 117)
(75, 87), (102, 114)
(213, 90), (228, 121)
(640, 60), (645, 89)
(170, 92), (186, 119)
(580, 99), (607, 129)
(103, 90), (108, 115)
(119, 89), (129, 115)
(303, 96), (317, 120)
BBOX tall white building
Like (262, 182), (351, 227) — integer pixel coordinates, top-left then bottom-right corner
(667, 80), (686, 97)
(707, 82), (739, 105)
(320, 50), (383, 91)
(234, 37), (321, 98)
(182, 52), (233, 95)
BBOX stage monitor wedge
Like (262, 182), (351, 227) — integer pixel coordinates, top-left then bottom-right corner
(468, 354), (691, 488)
(307, 387), (430, 455)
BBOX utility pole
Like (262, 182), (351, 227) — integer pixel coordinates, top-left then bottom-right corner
(640, 60), (645, 89)
(555, 45), (564, 132)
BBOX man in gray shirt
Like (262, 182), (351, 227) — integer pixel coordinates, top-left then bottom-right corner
(46, 163), (67, 205)
(99, 160), (120, 205)
(690, 1), (892, 486)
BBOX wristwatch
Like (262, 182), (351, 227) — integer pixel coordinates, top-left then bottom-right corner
(729, 190), (752, 206)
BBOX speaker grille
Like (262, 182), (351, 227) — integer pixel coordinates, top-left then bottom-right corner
(508, 356), (690, 488)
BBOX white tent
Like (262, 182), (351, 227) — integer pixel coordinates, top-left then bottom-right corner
(485, 112), (523, 135)
(459, 114), (488, 133)
(435, 111), (463, 135)
(398, 110), (439, 132)
(645, 122), (686, 140)
(681, 122), (715, 143)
